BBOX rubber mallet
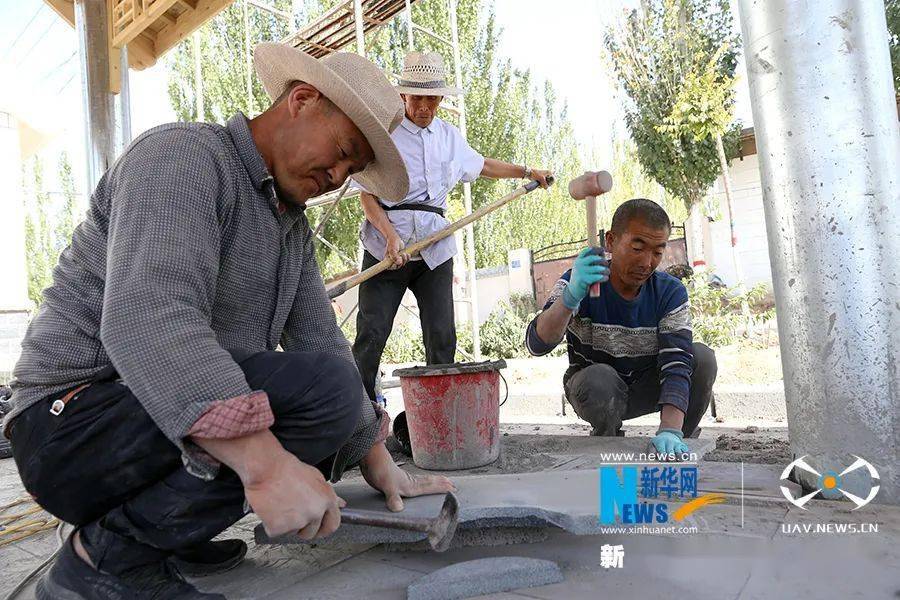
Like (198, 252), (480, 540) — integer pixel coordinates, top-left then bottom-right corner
(568, 171), (613, 297)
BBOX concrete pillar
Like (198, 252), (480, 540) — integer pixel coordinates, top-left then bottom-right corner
(118, 45), (132, 150)
(75, 0), (116, 191)
(739, 0), (900, 504)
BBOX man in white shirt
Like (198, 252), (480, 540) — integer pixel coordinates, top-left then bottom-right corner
(352, 51), (551, 403)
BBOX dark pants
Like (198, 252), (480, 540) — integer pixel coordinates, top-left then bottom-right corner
(9, 350), (361, 574)
(352, 251), (455, 402)
(564, 343), (717, 437)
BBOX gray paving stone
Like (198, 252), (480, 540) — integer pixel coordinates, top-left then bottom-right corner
(406, 557), (563, 600)
(258, 458), (744, 548)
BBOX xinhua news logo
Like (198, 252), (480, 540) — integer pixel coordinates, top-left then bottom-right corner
(598, 463), (724, 533)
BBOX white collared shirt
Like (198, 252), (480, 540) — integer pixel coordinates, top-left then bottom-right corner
(352, 116), (485, 269)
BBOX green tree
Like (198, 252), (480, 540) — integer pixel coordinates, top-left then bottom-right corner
(167, 0), (295, 122)
(24, 159), (54, 307)
(303, 0), (587, 271)
(599, 137), (688, 230)
(604, 0), (741, 266)
(888, 0), (900, 91)
(168, 0), (586, 275)
(55, 152), (80, 255)
(22, 153), (83, 309)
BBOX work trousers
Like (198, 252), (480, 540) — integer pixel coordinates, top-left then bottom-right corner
(352, 251), (456, 402)
(9, 350), (361, 574)
(564, 343), (717, 437)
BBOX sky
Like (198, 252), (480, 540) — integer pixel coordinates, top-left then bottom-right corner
(0, 0), (753, 197)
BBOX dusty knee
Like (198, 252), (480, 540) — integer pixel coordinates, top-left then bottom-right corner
(568, 364), (628, 423)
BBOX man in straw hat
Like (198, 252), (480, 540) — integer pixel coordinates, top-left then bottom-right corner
(352, 51), (552, 405)
(5, 44), (452, 599)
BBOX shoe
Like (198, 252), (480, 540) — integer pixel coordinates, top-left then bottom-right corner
(36, 533), (225, 600)
(170, 539), (247, 577)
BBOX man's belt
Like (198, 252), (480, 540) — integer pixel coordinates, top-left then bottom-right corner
(379, 202), (445, 217)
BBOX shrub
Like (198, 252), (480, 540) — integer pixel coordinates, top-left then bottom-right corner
(687, 277), (773, 347)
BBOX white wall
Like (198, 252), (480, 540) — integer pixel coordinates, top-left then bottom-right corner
(473, 266), (511, 324)
(705, 153), (775, 287)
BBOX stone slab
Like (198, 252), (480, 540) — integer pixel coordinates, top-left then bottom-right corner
(396, 435), (715, 478)
(265, 515), (900, 600)
(258, 458), (771, 548)
(406, 557), (563, 600)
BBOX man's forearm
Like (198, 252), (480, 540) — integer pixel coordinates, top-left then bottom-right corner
(360, 192), (399, 240)
(535, 296), (573, 348)
(480, 157), (526, 179)
(193, 430), (291, 487)
(659, 404), (685, 432)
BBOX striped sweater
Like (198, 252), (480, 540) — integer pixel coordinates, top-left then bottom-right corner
(526, 269), (694, 412)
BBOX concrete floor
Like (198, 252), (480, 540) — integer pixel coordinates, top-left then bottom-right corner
(2, 430), (898, 600)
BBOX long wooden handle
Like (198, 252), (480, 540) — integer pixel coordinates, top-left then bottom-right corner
(327, 177), (554, 299)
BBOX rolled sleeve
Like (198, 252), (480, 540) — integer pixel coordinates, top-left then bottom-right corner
(188, 391), (274, 439)
(101, 129), (251, 477)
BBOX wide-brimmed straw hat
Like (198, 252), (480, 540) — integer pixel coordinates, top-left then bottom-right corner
(395, 51), (463, 97)
(254, 43), (409, 201)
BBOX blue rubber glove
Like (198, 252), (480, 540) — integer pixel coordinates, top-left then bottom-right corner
(562, 247), (609, 310)
(650, 428), (690, 459)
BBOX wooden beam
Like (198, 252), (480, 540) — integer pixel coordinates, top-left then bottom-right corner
(175, 0), (198, 9)
(112, 0), (180, 47)
(109, 44), (122, 94)
(154, 0), (234, 59)
(43, 0), (75, 26)
(126, 31), (158, 69)
(157, 12), (177, 27)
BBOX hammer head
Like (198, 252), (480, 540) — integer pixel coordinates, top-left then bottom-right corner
(428, 492), (460, 552)
(568, 171), (613, 200)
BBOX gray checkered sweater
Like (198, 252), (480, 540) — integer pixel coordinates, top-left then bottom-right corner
(4, 114), (381, 481)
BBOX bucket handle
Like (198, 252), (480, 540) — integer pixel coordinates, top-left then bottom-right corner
(498, 371), (509, 408)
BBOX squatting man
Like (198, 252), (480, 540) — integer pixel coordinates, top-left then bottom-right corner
(525, 199), (717, 459)
(3, 44), (453, 600)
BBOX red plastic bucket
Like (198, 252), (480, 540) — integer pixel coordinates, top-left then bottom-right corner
(393, 360), (507, 470)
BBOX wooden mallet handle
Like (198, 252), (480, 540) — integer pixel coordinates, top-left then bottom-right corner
(568, 171), (613, 298)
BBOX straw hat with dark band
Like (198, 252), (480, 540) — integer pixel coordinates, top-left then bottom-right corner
(254, 43), (409, 201)
(395, 51), (463, 97)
